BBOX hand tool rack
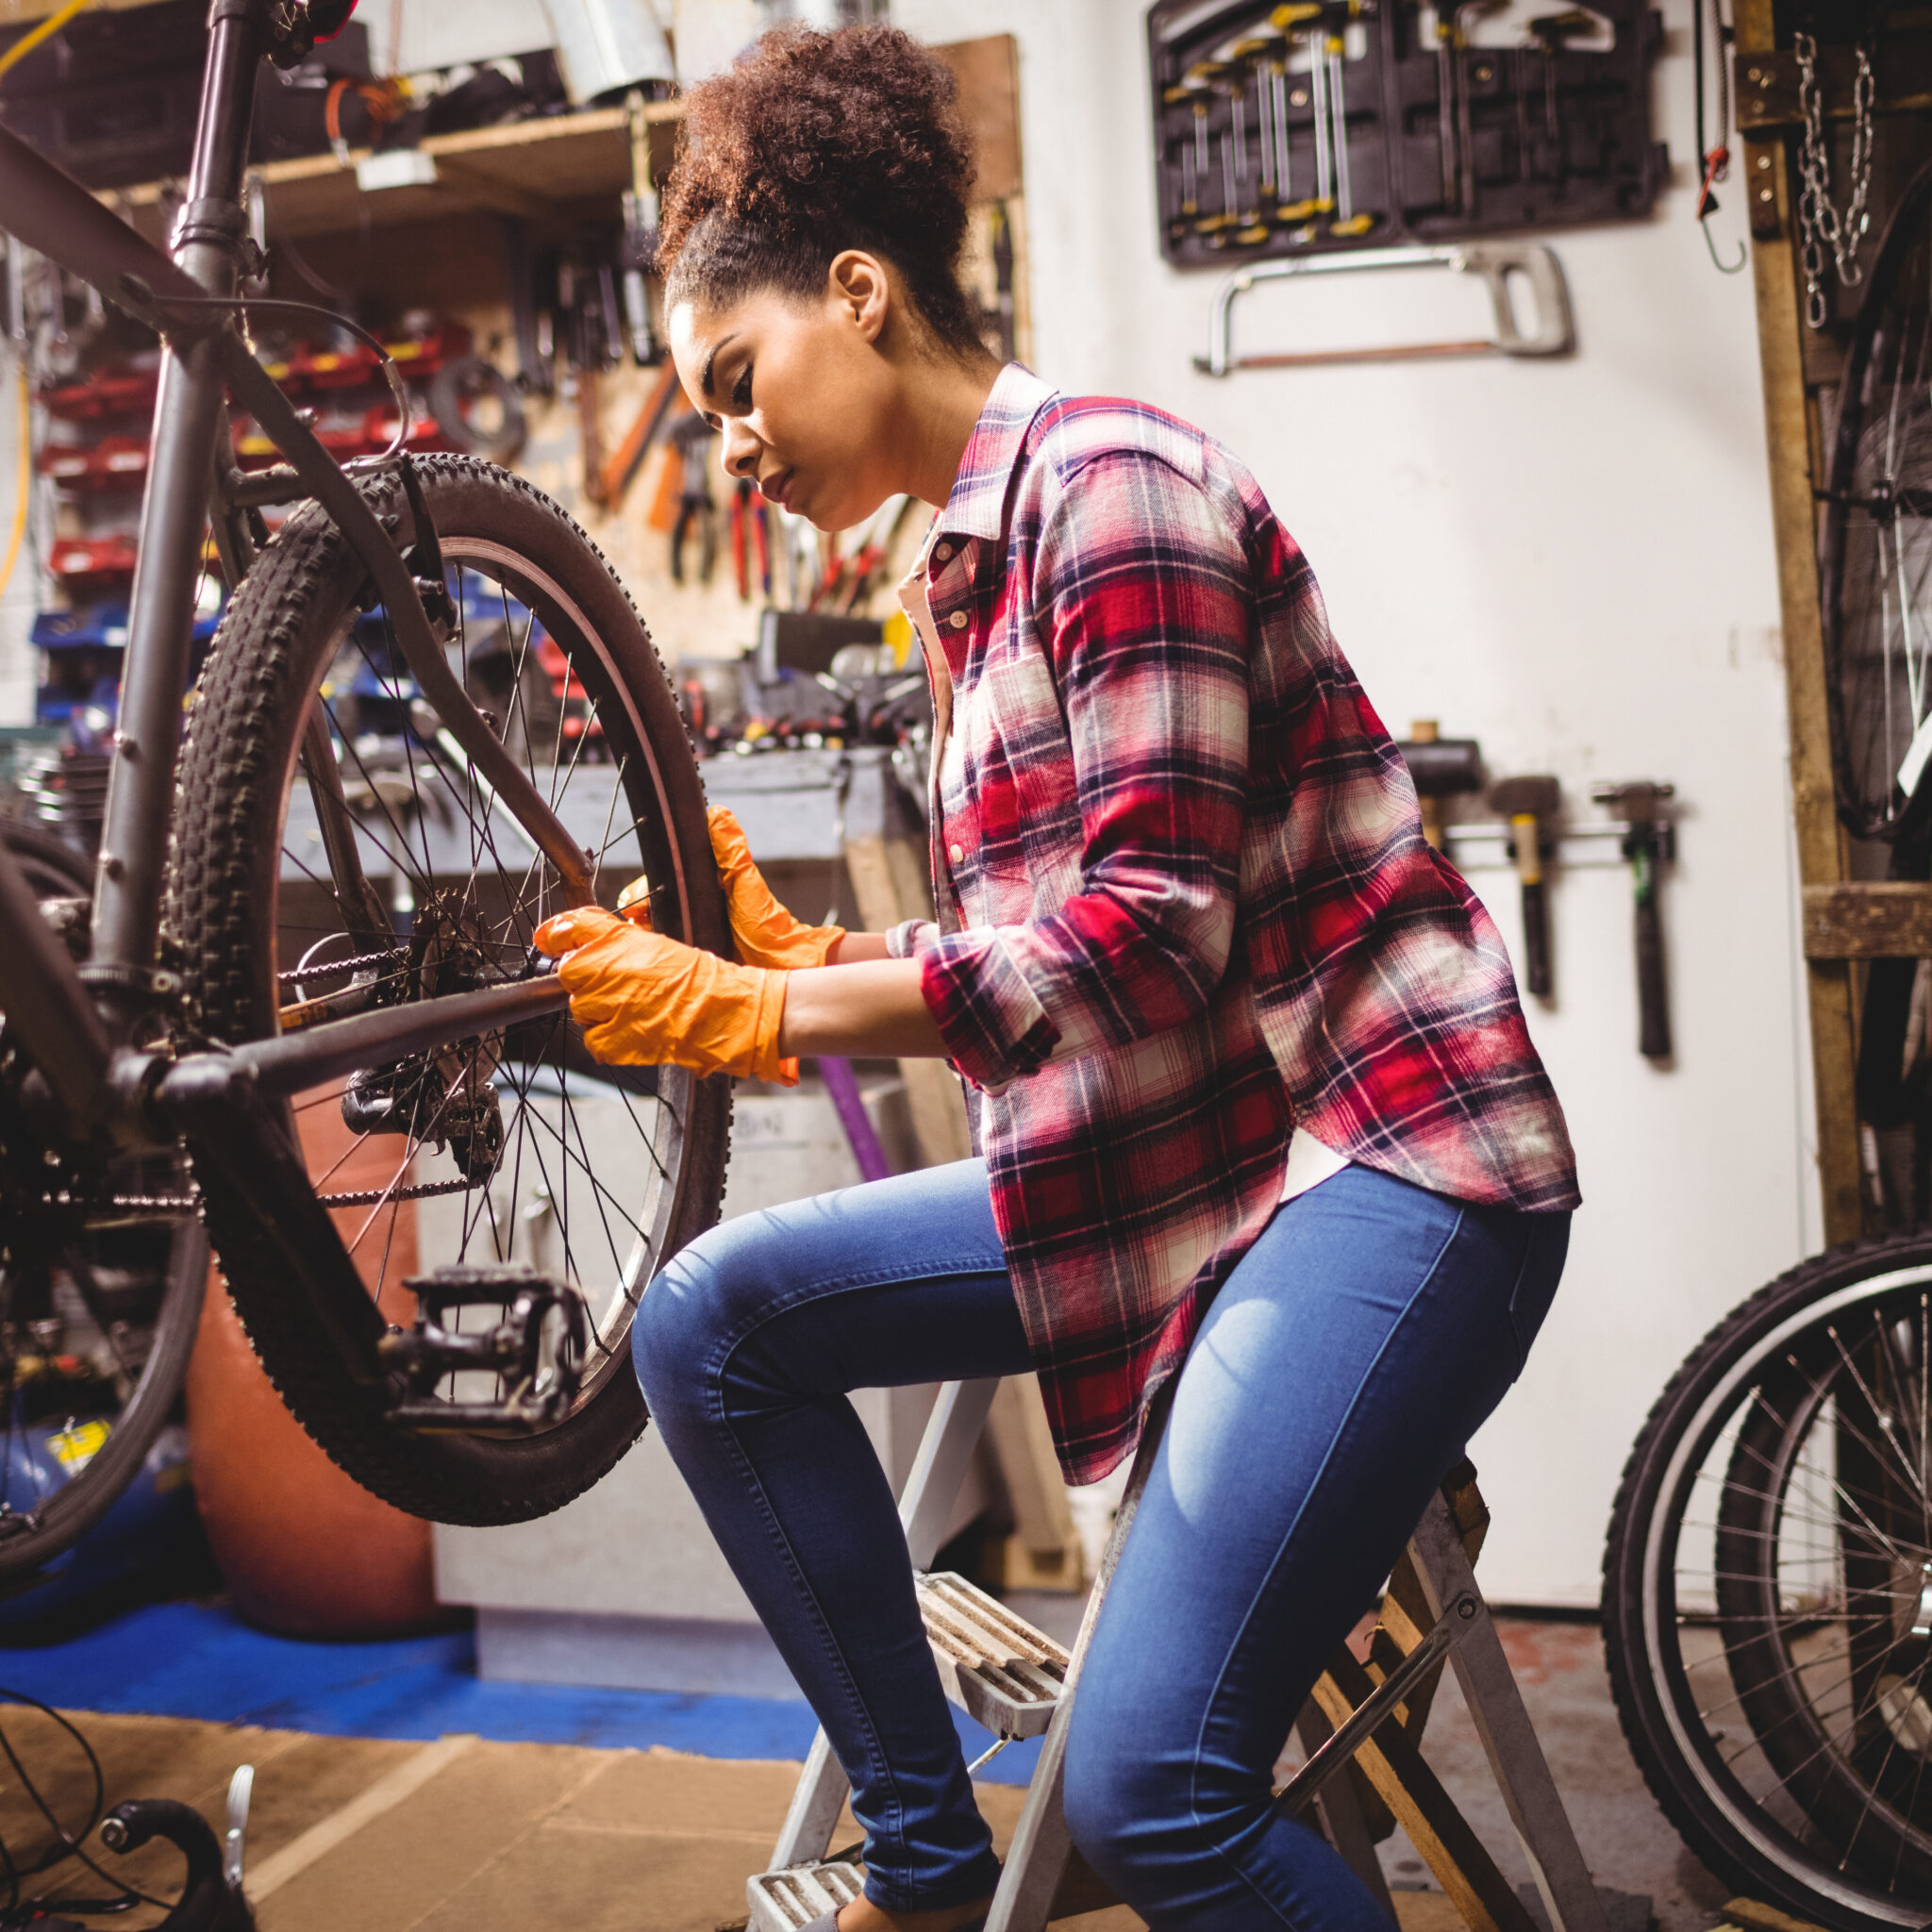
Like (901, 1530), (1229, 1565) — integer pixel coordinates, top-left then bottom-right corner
(743, 1379), (1613, 1932)
(1146, 0), (1666, 272)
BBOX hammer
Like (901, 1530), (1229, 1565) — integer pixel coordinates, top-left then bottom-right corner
(1488, 774), (1559, 999)
(1593, 780), (1675, 1061)
(1396, 720), (1483, 852)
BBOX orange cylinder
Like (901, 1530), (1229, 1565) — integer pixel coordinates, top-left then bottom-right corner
(185, 1087), (447, 1639)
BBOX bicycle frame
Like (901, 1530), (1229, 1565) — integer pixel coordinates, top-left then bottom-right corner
(0, 0), (596, 1377)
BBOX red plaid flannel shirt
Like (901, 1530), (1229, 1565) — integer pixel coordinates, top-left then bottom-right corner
(889, 365), (1579, 1484)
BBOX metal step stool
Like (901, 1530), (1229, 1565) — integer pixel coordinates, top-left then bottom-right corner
(746, 1377), (1610, 1932)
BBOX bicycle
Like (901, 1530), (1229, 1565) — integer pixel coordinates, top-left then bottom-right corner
(0, 0), (733, 1574)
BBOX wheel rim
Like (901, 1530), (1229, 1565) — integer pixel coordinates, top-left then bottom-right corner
(259, 535), (704, 1424)
(1641, 1265), (1932, 1922)
(1823, 159), (1932, 845)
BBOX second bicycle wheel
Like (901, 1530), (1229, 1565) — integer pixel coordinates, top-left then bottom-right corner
(168, 456), (731, 1524)
(1605, 1237), (1932, 1929)
(0, 820), (207, 1578)
(1822, 157), (1932, 845)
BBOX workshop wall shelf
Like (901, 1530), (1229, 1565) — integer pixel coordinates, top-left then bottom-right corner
(103, 102), (684, 243)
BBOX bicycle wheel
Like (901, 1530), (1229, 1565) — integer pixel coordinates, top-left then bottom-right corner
(1821, 157), (1932, 844)
(1604, 1237), (1932, 1929)
(167, 457), (731, 1524)
(0, 820), (207, 1579)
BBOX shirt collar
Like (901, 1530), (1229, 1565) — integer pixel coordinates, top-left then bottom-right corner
(933, 361), (1056, 545)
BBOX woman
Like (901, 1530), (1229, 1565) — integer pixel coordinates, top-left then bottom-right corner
(534, 24), (1578, 1932)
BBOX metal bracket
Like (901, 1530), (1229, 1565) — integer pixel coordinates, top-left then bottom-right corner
(1196, 242), (1575, 376)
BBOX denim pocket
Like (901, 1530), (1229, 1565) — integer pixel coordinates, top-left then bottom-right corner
(1503, 1213), (1570, 1379)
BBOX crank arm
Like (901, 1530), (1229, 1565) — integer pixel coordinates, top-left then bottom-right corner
(219, 333), (594, 902)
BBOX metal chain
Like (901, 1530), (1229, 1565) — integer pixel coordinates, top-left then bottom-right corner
(107, 1174), (482, 1212)
(1794, 32), (1876, 330)
(277, 948), (405, 987)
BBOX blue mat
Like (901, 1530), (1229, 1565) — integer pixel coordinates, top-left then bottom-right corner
(0, 1599), (1043, 1785)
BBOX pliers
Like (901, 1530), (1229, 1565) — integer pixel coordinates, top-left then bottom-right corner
(669, 413), (719, 585)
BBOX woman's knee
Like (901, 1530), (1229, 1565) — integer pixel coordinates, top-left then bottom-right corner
(1063, 1690), (1282, 1900)
(630, 1222), (744, 1419)
(1062, 1690), (1198, 1885)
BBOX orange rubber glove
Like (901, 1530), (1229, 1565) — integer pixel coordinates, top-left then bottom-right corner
(610, 808), (842, 969)
(532, 905), (796, 1085)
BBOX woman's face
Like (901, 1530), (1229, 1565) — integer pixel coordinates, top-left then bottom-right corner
(668, 258), (904, 534)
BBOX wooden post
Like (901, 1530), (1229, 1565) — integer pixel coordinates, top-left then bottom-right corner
(1736, 0), (1864, 1246)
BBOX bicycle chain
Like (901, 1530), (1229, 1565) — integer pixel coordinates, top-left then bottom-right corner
(1794, 32), (1875, 330)
(105, 1175), (484, 1212)
(277, 949), (406, 987)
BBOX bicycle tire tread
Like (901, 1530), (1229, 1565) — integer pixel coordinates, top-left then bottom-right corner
(1601, 1232), (1932, 1931)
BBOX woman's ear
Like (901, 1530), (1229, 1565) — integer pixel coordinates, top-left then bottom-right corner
(826, 250), (891, 346)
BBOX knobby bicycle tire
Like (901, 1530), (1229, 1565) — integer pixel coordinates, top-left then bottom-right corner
(167, 457), (730, 1524)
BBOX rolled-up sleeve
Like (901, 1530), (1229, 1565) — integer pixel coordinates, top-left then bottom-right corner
(919, 452), (1252, 1092)
(886, 918), (938, 959)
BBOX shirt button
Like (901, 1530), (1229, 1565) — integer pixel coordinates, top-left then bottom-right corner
(948, 609), (968, 631)
(949, 841), (965, 864)
(934, 543), (952, 563)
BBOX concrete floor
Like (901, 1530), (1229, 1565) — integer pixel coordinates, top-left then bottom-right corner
(5, 1615), (1734, 1932)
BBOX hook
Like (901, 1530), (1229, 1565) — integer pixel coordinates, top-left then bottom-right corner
(1701, 210), (1746, 275)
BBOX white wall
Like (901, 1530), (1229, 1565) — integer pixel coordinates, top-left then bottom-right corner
(894, 0), (1805, 1606)
(352, 0), (755, 83)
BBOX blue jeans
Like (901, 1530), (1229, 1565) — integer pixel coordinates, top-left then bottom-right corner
(633, 1158), (1568, 1927)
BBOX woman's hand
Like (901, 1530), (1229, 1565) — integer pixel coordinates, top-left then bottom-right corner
(707, 807), (846, 967)
(614, 808), (845, 969)
(532, 904), (795, 1084)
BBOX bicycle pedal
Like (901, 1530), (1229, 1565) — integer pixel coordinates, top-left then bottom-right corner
(378, 1264), (587, 1435)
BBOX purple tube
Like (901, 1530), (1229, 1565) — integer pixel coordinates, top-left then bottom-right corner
(818, 1055), (892, 1183)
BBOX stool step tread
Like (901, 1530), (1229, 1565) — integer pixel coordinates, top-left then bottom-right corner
(916, 1572), (1070, 1740)
(747, 1859), (866, 1932)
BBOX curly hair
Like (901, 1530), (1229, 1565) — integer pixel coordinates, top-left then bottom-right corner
(657, 24), (984, 358)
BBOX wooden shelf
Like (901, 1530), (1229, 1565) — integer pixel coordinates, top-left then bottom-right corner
(107, 102), (683, 243)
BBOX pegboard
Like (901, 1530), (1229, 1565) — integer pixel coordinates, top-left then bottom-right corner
(1147, 1), (1668, 269)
